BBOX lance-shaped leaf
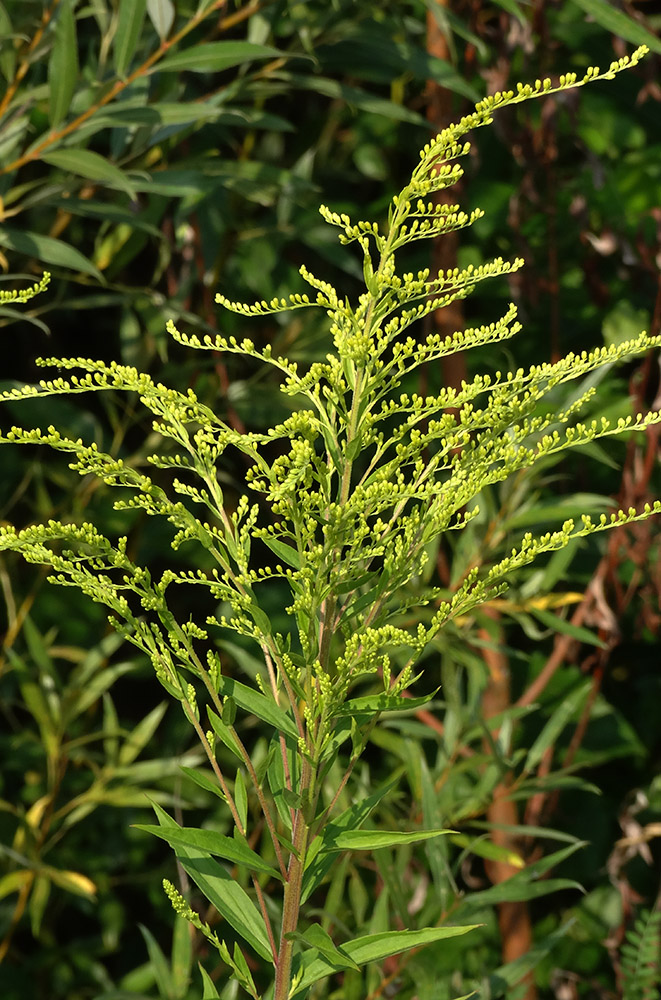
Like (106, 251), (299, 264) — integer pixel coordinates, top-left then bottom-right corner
(319, 828), (455, 852)
(569, 0), (661, 53)
(41, 149), (137, 199)
(114, 0), (147, 77)
(525, 684), (590, 773)
(290, 924), (480, 996)
(134, 821), (280, 879)
(156, 41), (283, 74)
(292, 923), (360, 971)
(0, 226), (103, 280)
(302, 778), (400, 902)
(336, 690), (438, 716)
(151, 803), (273, 962)
(48, 0), (77, 126)
(214, 674), (299, 739)
(146, 0), (174, 40)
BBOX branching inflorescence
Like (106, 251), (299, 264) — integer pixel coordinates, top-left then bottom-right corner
(1, 45), (658, 1000)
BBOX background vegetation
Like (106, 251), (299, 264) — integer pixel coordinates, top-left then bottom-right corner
(1, 1), (660, 998)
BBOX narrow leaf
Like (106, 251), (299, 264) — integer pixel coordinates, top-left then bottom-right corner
(337, 691), (437, 716)
(0, 2), (16, 82)
(528, 607), (606, 648)
(179, 764), (226, 801)
(291, 925), (480, 996)
(152, 803), (273, 961)
(449, 834), (525, 868)
(570, 0), (661, 53)
(48, 0), (78, 126)
(320, 828), (454, 852)
(207, 707), (244, 762)
(299, 923), (360, 971)
(302, 778), (400, 902)
(199, 964), (221, 999)
(41, 149), (137, 198)
(171, 915), (193, 995)
(139, 924), (173, 998)
(46, 867), (97, 898)
(234, 769), (248, 831)
(214, 675), (299, 739)
(114, 0), (147, 77)
(525, 685), (590, 773)
(118, 703), (167, 766)
(261, 535), (301, 569)
(198, 962), (220, 1000)
(0, 226), (103, 280)
(134, 823), (279, 877)
(146, 0), (174, 40)
(156, 41), (283, 74)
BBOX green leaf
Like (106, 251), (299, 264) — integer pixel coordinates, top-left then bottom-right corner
(179, 764), (227, 801)
(48, 0), (78, 126)
(156, 41), (283, 74)
(146, 0), (174, 40)
(449, 834), (524, 868)
(488, 923), (573, 998)
(302, 778), (400, 902)
(298, 923), (360, 971)
(0, 2), (15, 82)
(134, 822), (279, 878)
(199, 964), (221, 999)
(214, 674), (299, 739)
(152, 803), (273, 962)
(207, 707), (244, 762)
(525, 685), (590, 773)
(569, 0), (661, 53)
(0, 226), (103, 280)
(290, 925), (480, 996)
(282, 787), (302, 810)
(260, 535), (301, 569)
(41, 149), (137, 198)
(320, 828), (454, 852)
(139, 924), (173, 998)
(528, 607), (606, 648)
(114, 0), (147, 77)
(69, 662), (137, 717)
(336, 691), (437, 716)
(234, 768), (248, 831)
(171, 915), (193, 996)
(222, 696), (237, 727)
(462, 878), (585, 911)
(118, 703), (168, 766)
(453, 843), (587, 918)
(0, 306), (50, 335)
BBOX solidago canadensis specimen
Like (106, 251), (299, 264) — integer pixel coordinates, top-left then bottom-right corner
(1, 47), (659, 1000)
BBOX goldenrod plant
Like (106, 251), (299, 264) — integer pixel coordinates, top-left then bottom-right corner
(1, 47), (658, 1000)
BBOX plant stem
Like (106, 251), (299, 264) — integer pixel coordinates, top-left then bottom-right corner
(273, 759), (312, 1000)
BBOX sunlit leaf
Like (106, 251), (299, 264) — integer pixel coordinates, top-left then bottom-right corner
(291, 925), (480, 996)
(46, 867), (97, 898)
(153, 803), (273, 961)
(146, 0), (175, 40)
(114, 0), (147, 77)
(134, 822), (280, 877)
(0, 1), (15, 82)
(156, 41), (283, 74)
(525, 685), (590, 773)
(41, 149), (137, 198)
(48, 0), (78, 126)
(569, 0), (661, 53)
(0, 226), (103, 280)
(319, 828), (454, 852)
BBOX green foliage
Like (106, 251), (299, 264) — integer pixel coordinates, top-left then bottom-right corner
(1, 45), (659, 999)
(622, 910), (661, 1000)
